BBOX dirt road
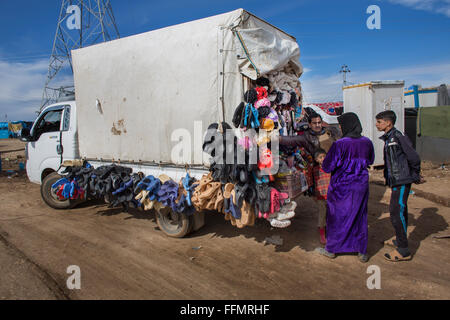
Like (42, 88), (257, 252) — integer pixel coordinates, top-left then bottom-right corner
(1, 171), (449, 300)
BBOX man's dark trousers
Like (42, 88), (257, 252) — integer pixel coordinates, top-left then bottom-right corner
(390, 184), (412, 257)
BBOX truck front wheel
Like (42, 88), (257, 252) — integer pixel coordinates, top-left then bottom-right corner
(41, 172), (72, 209)
(156, 207), (192, 238)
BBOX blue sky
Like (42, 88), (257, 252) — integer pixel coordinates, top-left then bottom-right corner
(0, 0), (449, 120)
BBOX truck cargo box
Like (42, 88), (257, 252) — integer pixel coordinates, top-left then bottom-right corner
(72, 8), (302, 166)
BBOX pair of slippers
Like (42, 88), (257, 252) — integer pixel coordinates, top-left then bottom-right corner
(134, 175), (161, 199)
(315, 241), (411, 263)
(191, 173), (223, 211)
(223, 183), (255, 228)
(383, 239), (412, 262)
(266, 201), (296, 226)
(255, 183), (271, 215)
(268, 217), (291, 228)
(53, 178), (85, 200)
(61, 166), (94, 190)
(314, 248), (369, 263)
(224, 199), (256, 228)
(157, 180), (180, 211)
(270, 189), (290, 214)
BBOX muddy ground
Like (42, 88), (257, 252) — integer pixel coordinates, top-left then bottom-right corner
(0, 139), (449, 300)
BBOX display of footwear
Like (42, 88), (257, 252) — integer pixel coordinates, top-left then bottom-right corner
(267, 212), (277, 219)
(276, 210), (295, 221)
(279, 201), (297, 213)
(240, 200), (255, 227)
(269, 218), (291, 228)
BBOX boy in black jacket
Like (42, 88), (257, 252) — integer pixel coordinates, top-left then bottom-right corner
(376, 110), (421, 262)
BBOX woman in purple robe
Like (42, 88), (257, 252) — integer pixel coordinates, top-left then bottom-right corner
(315, 112), (374, 263)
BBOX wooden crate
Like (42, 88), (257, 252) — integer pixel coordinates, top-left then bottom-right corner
(273, 170), (308, 199)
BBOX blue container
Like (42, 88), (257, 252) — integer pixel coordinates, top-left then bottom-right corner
(0, 130), (8, 139)
(0, 122), (8, 139)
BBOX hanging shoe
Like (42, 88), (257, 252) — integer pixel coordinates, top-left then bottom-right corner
(276, 210), (295, 221)
(269, 218), (291, 228)
(280, 201), (297, 214)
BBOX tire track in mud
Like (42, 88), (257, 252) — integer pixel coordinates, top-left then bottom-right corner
(0, 229), (72, 300)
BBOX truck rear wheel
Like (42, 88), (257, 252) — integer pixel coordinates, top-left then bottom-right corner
(41, 172), (72, 209)
(156, 207), (192, 238)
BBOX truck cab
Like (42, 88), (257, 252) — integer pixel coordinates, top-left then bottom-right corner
(22, 101), (78, 184)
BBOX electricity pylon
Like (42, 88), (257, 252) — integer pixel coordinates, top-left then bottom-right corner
(41, 0), (120, 110)
(339, 64), (351, 87)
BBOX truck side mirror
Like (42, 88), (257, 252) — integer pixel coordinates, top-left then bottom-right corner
(20, 128), (32, 142)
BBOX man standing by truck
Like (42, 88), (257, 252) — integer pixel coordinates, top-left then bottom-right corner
(279, 111), (340, 243)
(375, 110), (421, 262)
(280, 111), (340, 156)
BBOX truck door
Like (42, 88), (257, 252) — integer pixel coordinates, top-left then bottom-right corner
(26, 106), (65, 183)
(61, 105), (78, 160)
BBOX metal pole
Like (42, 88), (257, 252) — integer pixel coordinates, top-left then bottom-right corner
(40, 0), (120, 111)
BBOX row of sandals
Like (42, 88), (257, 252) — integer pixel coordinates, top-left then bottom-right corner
(52, 161), (297, 228)
(191, 171), (297, 228)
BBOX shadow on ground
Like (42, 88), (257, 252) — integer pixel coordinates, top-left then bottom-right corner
(76, 184), (449, 257)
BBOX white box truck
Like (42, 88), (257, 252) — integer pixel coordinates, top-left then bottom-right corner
(21, 9), (302, 237)
(343, 81), (405, 166)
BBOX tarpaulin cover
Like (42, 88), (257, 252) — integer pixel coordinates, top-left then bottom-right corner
(235, 14), (302, 79)
(72, 9), (302, 165)
(418, 106), (450, 140)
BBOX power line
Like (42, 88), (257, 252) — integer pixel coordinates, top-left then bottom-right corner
(0, 53), (51, 62)
(339, 64), (351, 87)
(41, 0), (120, 111)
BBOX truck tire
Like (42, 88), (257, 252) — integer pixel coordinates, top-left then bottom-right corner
(41, 172), (72, 209)
(156, 207), (192, 238)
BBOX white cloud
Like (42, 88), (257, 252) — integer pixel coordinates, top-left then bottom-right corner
(0, 59), (47, 121)
(385, 0), (450, 18)
(0, 57), (73, 121)
(301, 55), (339, 61)
(301, 61), (450, 103)
(301, 73), (343, 103)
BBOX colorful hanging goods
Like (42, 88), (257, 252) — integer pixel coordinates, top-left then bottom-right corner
(53, 178), (85, 201)
(255, 97), (271, 109)
(243, 103), (260, 129)
(255, 87), (268, 100)
(182, 172), (197, 207)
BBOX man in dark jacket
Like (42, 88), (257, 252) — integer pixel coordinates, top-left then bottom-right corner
(279, 111), (340, 243)
(376, 110), (421, 262)
(280, 112), (340, 155)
